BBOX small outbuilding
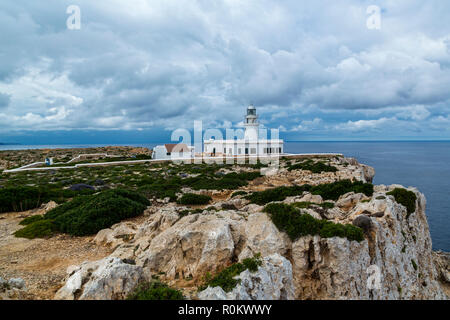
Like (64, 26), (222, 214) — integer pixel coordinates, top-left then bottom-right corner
(152, 143), (195, 160)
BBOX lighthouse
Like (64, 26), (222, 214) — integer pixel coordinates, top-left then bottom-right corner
(244, 105), (259, 141)
(202, 104), (284, 157)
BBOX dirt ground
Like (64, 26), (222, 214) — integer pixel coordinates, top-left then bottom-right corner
(0, 208), (113, 300)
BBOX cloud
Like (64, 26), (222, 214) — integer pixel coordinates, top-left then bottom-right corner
(0, 92), (11, 109)
(0, 0), (449, 140)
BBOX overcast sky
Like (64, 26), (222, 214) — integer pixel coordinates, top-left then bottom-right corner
(1, 0), (450, 143)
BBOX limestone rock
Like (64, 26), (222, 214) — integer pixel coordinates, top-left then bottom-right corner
(352, 215), (372, 233)
(0, 277), (28, 300)
(238, 212), (289, 260)
(291, 188), (447, 300)
(433, 251), (450, 283)
(8, 278), (26, 290)
(336, 192), (366, 211)
(54, 257), (145, 300)
(94, 222), (138, 249)
(136, 212), (242, 280)
(198, 254), (295, 300)
(42, 201), (58, 212)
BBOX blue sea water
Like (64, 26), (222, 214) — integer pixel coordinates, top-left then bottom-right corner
(284, 141), (450, 251)
(1, 141), (449, 251)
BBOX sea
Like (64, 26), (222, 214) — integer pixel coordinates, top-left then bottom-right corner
(1, 141), (449, 251)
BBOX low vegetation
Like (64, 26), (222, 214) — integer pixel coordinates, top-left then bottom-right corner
(199, 254), (262, 292)
(126, 281), (184, 300)
(178, 193), (212, 205)
(14, 219), (57, 239)
(246, 179), (373, 205)
(0, 185), (95, 214)
(19, 215), (44, 225)
(291, 201), (335, 209)
(264, 203), (364, 242)
(15, 189), (149, 238)
(387, 188), (417, 218)
(288, 159), (338, 173)
(231, 190), (248, 198)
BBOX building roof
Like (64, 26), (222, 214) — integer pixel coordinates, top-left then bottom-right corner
(164, 143), (191, 153)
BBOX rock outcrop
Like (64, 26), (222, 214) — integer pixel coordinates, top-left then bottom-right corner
(0, 276), (28, 300)
(198, 254), (295, 300)
(53, 157), (447, 300)
(54, 257), (146, 300)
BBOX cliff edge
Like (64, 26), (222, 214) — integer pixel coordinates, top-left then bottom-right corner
(53, 157), (448, 300)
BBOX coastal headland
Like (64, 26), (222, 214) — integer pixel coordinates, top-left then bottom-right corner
(0, 147), (448, 300)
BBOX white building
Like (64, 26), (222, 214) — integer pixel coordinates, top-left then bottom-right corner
(152, 143), (195, 160)
(203, 105), (284, 157)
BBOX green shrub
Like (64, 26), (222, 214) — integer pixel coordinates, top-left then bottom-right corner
(0, 185), (96, 214)
(199, 254), (262, 292)
(127, 281), (184, 300)
(178, 193), (212, 205)
(14, 220), (57, 239)
(387, 188), (417, 218)
(0, 186), (44, 213)
(231, 191), (248, 198)
(15, 189), (149, 238)
(292, 201), (335, 210)
(19, 215), (44, 225)
(50, 189), (149, 236)
(247, 180), (373, 205)
(310, 179), (373, 201)
(264, 203), (364, 242)
(411, 259), (418, 271)
(246, 185), (311, 205)
(288, 160), (338, 173)
(320, 202), (335, 209)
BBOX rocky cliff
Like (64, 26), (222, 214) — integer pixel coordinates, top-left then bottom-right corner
(54, 157), (448, 300)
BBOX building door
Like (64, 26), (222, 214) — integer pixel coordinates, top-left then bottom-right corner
(213, 148), (216, 156)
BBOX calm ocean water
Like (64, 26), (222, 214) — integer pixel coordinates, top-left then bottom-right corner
(1, 141), (449, 251)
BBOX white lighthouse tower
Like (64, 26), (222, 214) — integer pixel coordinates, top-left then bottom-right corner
(244, 104), (259, 141)
(202, 104), (283, 157)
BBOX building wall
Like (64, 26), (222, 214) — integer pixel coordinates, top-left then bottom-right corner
(204, 140), (283, 156)
(152, 145), (195, 160)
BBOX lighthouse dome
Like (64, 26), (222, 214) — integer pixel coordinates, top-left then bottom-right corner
(247, 104), (256, 116)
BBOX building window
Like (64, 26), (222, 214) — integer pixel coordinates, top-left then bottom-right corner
(245, 148), (249, 155)
(224, 148), (226, 154)
(250, 148), (256, 154)
(238, 148), (241, 154)
(166, 152), (171, 156)
(229, 148), (232, 154)
(279, 147), (281, 153)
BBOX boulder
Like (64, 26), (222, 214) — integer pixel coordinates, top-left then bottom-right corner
(42, 201), (58, 212)
(352, 215), (373, 233)
(136, 212), (240, 280)
(54, 257), (146, 300)
(336, 192), (365, 211)
(94, 222), (138, 249)
(198, 254), (295, 300)
(8, 278), (26, 290)
(239, 213), (289, 260)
